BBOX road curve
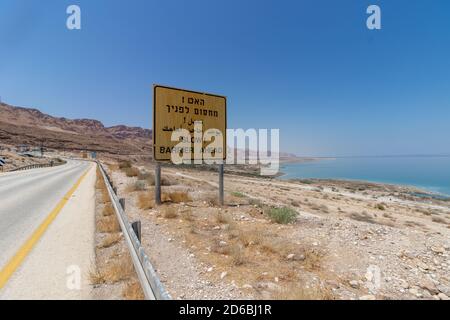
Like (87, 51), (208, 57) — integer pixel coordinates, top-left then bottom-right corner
(0, 159), (96, 299)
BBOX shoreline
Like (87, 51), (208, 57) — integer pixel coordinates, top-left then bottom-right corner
(277, 158), (450, 199)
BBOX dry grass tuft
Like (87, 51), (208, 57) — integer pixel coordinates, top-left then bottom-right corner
(124, 167), (139, 177)
(102, 259), (134, 283)
(89, 267), (106, 285)
(230, 244), (245, 266)
(238, 229), (263, 247)
(181, 208), (194, 221)
(349, 211), (376, 224)
(168, 191), (191, 203)
(431, 216), (448, 224)
(102, 204), (114, 217)
(97, 215), (121, 233)
(215, 212), (234, 225)
(99, 233), (122, 249)
(127, 180), (147, 193)
(118, 160), (132, 169)
(123, 281), (145, 300)
(162, 206), (178, 219)
(137, 192), (154, 210)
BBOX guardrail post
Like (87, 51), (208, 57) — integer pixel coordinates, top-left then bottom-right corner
(132, 221), (142, 243)
(119, 198), (126, 211)
(155, 163), (161, 205)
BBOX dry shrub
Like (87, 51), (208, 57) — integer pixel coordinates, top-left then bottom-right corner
(375, 203), (387, 210)
(309, 202), (329, 213)
(123, 281), (145, 300)
(211, 239), (232, 255)
(215, 212), (234, 225)
(382, 212), (392, 219)
(97, 215), (121, 233)
(108, 163), (119, 171)
(99, 233), (122, 249)
(230, 244), (245, 266)
(101, 188), (110, 203)
(102, 204), (114, 217)
(291, 200), (300, 207)
(137, 171), (151, 180)
(203, 192), (220, 206)
(162, 206), (178, 219)
(273, 283), (334, 300)
(103, 259), (134, 283)
(404, 220), (425, 228)
(163, 176), (176, 186)
(137, 192), (154, 210)
(238, 229), (263, 247)
(89, 267), (106, 285)
(302, 248), (323, 271)
(349, 211), (376, 224)
(259, 238), (280, 254)
(124, 167), (139, 177)
(127, 180), (147, 192)
(432, 216), (448, 224)
(119, 160), (132, 169)
(181, 208), (194, 221)
(168, 191), (191, 203)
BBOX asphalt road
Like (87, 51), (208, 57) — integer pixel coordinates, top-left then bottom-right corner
(0, 159), (96, 299)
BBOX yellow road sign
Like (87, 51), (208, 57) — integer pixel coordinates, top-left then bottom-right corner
(153, 85), (227, 161)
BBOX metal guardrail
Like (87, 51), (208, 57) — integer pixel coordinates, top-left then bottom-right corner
(9, 161), (66, 172)
(96, 161), (171, 300)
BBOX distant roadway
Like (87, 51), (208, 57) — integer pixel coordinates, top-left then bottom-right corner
(0, 159), (96, 299)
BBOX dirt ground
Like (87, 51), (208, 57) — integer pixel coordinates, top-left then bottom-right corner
(104, 161), (450, 300)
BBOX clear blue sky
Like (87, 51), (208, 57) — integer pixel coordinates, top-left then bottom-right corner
(0, 0), (449, 157)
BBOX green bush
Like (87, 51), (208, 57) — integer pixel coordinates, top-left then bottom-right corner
(267, 207), (298, 224)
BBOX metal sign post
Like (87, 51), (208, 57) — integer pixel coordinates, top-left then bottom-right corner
(219, 163), (224, 206)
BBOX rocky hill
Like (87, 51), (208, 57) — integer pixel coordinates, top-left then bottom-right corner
(0, 102), (152, 155)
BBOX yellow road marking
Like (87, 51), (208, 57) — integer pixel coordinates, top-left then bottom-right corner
(0, 165), (92, 289)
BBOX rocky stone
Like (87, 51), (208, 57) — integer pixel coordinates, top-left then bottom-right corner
(286, 254), (295, 260)
(349, 280), (360, 289)
(437, 285), (449, 295)
(220, 271), (228, 279)
(399, 279), (410, 289)
(437, 293), (449, 300)
(416, 261), (429, 270)
(419, 279), (439, 295)
(431, 246), (445, 254)
(409, 288), (420, 296)
(359, 295), (376, 300)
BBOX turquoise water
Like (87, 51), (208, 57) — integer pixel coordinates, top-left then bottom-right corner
(279, 156), (450, 196)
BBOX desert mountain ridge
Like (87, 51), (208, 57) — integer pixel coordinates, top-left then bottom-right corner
(0, 102), (152, 155)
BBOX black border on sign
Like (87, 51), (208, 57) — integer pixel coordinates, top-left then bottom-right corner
(153, 84), (227, 162)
